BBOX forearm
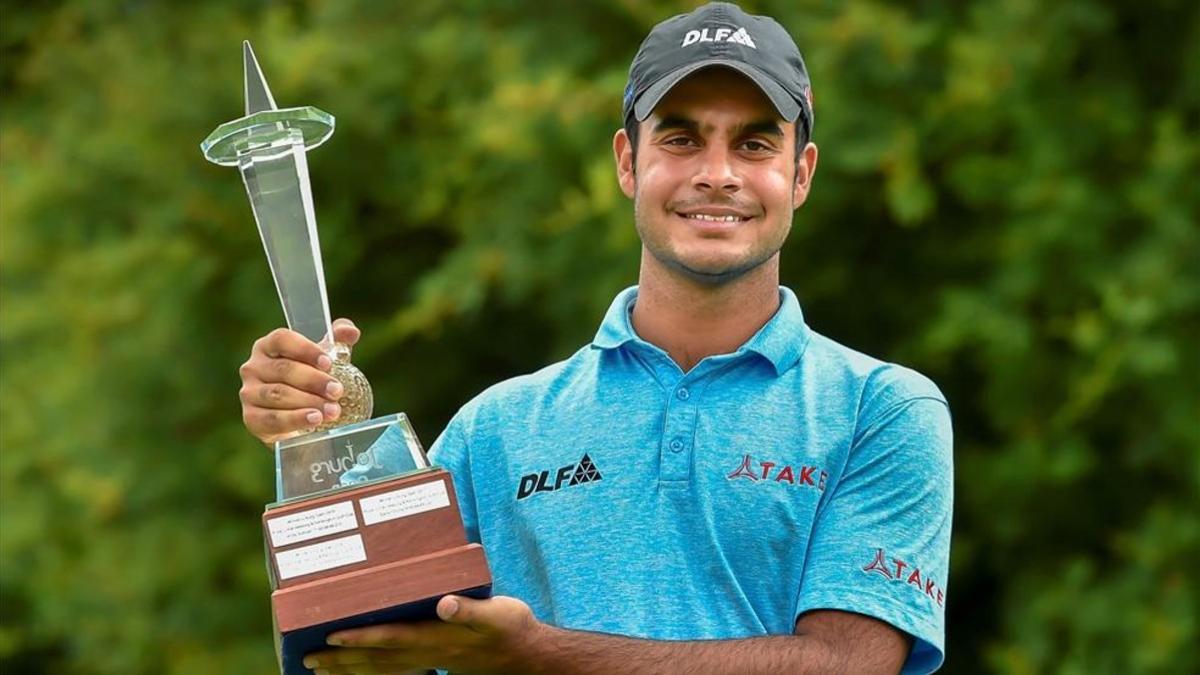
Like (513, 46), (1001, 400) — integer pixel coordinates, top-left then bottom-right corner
(518, 625), (847, 675)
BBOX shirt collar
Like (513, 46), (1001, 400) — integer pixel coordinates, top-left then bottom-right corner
(591, 285), (809, 375)
(591, 286), (641, 350)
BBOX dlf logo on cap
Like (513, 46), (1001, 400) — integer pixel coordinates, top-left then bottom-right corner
(681, 26), (757, 49)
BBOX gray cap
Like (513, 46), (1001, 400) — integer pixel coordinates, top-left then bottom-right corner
(623, 2), (814, 138)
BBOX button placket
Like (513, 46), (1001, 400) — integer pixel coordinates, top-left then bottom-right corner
(660, 376), (699, 483)
(658, 356), (742, 485)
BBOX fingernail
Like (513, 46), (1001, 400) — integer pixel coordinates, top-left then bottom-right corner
(302, 657), (316, 668)
(323, 403), (341, 420)
(326, 635), (345, 646)
(317, 354), (332, 371)
(442, 597), (459, 618)
(325, 381), (344, 399)
(305, 410), (322, 425)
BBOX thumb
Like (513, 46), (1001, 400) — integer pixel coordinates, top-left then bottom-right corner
(437, 594), (523, 630)
(436, 594), (477, 624)
(331, 318), (361, 347)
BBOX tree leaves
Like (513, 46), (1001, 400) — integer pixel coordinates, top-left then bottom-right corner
(1, 1), (1197, 673)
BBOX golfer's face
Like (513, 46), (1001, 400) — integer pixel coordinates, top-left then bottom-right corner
(632, 68), (803, 284)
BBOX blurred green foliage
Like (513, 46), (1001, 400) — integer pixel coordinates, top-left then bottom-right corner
(1, 0), (1197, 673)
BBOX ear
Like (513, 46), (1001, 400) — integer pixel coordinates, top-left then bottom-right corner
(792, 141), (819, 209)
(613, 128), (636, 199)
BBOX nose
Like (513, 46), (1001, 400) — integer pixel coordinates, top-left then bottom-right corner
(691, 144), (742, 193)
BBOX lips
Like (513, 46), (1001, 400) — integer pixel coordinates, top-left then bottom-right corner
(675, 203), (755, 221)
(674, 205), (757, 232)
(670, 199), (760, 234)
(678, 212), (750, 222)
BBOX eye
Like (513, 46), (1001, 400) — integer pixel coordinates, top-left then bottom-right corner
(740, 139), (772, 152)
(665, 136), (697, 147)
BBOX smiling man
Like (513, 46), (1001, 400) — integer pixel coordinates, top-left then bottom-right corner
(239, 3), (953, 674)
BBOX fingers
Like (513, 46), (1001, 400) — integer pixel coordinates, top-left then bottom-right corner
(257, 327), (332, 368)
(311, 609), (525, 673)
(238, 322), (365, 444)
(304, 648), (424, 674)
(327, 620), (475, 649)
(248, 355), (340, 397)
(240, 326), (351, 444)
(241, 380), (328, 410)
(326, 623), (415, 649)
(239, 377), (342, 443)
(242, 406), (329, 439)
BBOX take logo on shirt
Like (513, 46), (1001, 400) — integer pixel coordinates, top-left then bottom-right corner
(726, 453), (828, 492)
(862, 547), (946, 608)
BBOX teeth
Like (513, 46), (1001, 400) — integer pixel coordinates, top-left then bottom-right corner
(684, 213), (743, 222)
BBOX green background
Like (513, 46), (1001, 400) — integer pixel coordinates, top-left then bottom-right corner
(2, 1), (1197, 673)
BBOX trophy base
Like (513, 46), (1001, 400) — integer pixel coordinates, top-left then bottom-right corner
(280, 584), (493, 675)
(263, 468), (492, 675)
(277, 547), (493, 675)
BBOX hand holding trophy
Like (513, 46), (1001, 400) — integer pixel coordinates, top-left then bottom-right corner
(203, 42), (491, 675)
(238, 319), (362, 444)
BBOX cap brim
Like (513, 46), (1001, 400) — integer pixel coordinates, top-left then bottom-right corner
(632, 59), (801, 123)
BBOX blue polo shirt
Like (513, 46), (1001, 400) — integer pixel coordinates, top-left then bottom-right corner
(429, 286), (953, 674)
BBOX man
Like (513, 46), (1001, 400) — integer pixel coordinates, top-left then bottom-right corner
(238, 3), (953, 673)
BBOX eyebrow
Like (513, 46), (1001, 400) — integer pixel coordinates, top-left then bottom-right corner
(739, 120), (785, 138)
(652, 115), (700, 135)
(652, 115), (785, 139)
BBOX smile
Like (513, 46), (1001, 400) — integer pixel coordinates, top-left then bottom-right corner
(681, 212), (744, 223)
(680, 213), (750, 222)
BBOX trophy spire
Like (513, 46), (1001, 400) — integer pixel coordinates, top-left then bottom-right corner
(202, 42), (371, 431)
(243, 41), (279, 115)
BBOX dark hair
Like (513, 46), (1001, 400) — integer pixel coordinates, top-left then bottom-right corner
(623, 114), (811, 175)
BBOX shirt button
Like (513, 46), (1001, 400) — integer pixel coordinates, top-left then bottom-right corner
(676, 387), (690, 401)
(669, 439), (684, 453)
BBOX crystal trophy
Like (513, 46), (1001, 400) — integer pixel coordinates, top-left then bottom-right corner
(202, 42), (491, 675)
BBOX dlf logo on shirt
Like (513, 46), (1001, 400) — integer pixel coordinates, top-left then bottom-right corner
(681, 26), (757, 49)
(516, 454), (603, 500)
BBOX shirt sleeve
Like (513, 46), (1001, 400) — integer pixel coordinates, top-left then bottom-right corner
(796, 394), (954, 675)
(427, 411), (481, 545)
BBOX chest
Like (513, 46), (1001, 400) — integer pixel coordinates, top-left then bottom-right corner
(475, 380), (850, 572)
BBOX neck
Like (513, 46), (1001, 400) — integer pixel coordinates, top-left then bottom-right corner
(631, 250), (781, 372)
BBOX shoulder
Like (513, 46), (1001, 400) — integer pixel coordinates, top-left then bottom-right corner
(801, 329), (948, 425)
(449, 344), (599, 437)
(429, 346), (596, 467)
(799, 333), (952, 493)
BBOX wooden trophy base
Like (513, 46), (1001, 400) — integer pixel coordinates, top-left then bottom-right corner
(262, 468), (492, 675)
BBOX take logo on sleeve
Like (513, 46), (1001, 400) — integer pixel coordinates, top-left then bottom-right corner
(726, 453), (827, 492)
(516, 453), (603, 501)
(862, 547), (945, 608)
